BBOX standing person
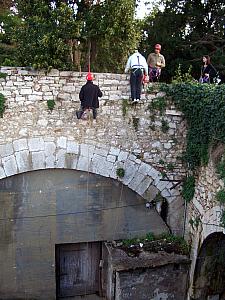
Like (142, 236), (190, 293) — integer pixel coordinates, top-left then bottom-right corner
(125, 49), (148, 103)
(147, 44), (165, 82)
(76, 72), (102, 120)
(199, 55), (217, 84)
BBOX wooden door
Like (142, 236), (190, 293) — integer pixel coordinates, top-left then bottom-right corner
(56, 242), (101, 298)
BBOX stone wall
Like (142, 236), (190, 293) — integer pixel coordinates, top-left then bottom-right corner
(186, 159), (225, 298)
(0, 67), (186, 233)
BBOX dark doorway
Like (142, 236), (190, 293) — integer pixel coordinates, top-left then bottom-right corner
(56, 242), (101, 299)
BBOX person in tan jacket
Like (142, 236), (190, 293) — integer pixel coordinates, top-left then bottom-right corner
(147, 44), (165, 82)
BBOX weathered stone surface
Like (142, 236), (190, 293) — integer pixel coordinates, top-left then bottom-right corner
(2, 155), (18, 176)
(0, 143), (14, 157)
(28, 138), (45, 152)
(135, 176), (153, 196)
(67, 141), (79, 154)
(77, 155), (91, 172)
(32, 151), (45, 169)
(13, 139), (28, 152)
(15, 150), (30, 173)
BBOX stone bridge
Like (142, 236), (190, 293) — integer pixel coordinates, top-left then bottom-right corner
(1, 67), (225, 299)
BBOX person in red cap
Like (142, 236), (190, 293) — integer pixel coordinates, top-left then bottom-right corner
(147, 44), (165, 82)
(76, 72), (102, 120)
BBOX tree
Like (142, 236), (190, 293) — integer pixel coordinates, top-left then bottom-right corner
(11, 0), (139, 72)
(141, 0), (225, 82)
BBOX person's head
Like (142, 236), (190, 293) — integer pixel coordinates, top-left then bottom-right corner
(202, 55), (211, 65)
(154, 43), (161, 54)
(86, 72), (93, 81)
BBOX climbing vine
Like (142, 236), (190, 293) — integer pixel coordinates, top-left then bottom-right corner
(0, 93), (6, 117)
(160, 83), (225, 170)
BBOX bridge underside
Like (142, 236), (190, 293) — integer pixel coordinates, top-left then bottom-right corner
(0, 169), (168, 300)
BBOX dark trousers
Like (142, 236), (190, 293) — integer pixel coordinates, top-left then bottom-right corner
(130, 69), (143, 101)
(76, 106), (97, 119)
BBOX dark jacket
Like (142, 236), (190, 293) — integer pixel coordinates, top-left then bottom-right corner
(201, 64), (217, 83)
(79, 81), (102, 109)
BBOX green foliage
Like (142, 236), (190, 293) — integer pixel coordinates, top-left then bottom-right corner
(182, 176), (195, 202)
(148, 96), (167, 115)
(216, 159), (225, 180)
(161, 83), (225, 170)
(132, 116), (139, 131)
(220, 211), (225, 228)
(47, 99), (55, 111)
(216, 189), (225, 205)
(161, 119), (169, 133)
(140, 0), (225, 82)
(122, 232), (189, 255)
(0, 72), (7, 79)
(172, 65), (194, 84)
(116, 168), (125, 178)
(189, 216), (201, 230)
(0, 93), (6, 117)
(167, 163), (175, 171)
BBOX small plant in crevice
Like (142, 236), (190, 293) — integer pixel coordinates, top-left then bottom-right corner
(122, 99), (129, 117)
(132, 116), (139, 131)
(0, 93), (6, 117)
(116, 168), (125, 178)
(161, 119), (169, 133)
(47, 99), (55, 111)
(158, 159), (165, 165)
(182, 175), (195, 202)
(220, 210), (225, 228)
(167, 163), (175, 171)
(216, 189), (225, 205)
(0, 72), (7, 79)
(189, 216), (201, 230)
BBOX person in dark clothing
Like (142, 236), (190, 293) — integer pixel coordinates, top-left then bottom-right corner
(76, 72), (102, 119)
(199, 55), (217, 84)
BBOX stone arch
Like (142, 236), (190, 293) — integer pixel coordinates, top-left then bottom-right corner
(0, 137), (179, 203)
(192, 232), (225, 299)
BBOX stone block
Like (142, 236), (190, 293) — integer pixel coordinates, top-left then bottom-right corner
(122, 160), (139, 185)
(46, 155), (56, 169)
(128, 172), (145, 191)
(138, 162), (153, 176)
(2, 155), (18, 176)
(67, 141), (79, 154)
(142, 184), (159, 201)
(0, 143), (14, 157)
(0, 166), (6, 179)
(118, 151), (129, 162)
(135, 176), (153, 196)
(57, 136), (67, 149)
(107, 154), (116, 163)
(15, 150), (31, 173)
(32, 151), (45, 169)
(28, 138), (45, 151)
(94, 147), (108, 157)
(20, 88), (32, 95)
(56, 149), (66, 168)
(91, 154), (113, 177)
(77, 155), (91, 172)
(80, 144), (95, 158)
(45, 142), (56, 156)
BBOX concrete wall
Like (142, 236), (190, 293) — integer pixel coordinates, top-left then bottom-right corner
(0, 169), (168, 300)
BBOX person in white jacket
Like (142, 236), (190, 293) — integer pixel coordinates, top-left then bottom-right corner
(125, 49), (148, 103)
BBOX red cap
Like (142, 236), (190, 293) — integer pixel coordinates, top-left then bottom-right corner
(86, 72), (93, 81)
(155, 44), (161, 50)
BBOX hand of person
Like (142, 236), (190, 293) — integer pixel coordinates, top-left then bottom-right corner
(204, 73), (209, 77)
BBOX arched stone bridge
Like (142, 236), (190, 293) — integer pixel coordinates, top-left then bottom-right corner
(0, 67), (186, 234)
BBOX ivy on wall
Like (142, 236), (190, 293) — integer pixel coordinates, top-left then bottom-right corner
(160, 83), (225, 170)
(0, 93), (6, 117)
